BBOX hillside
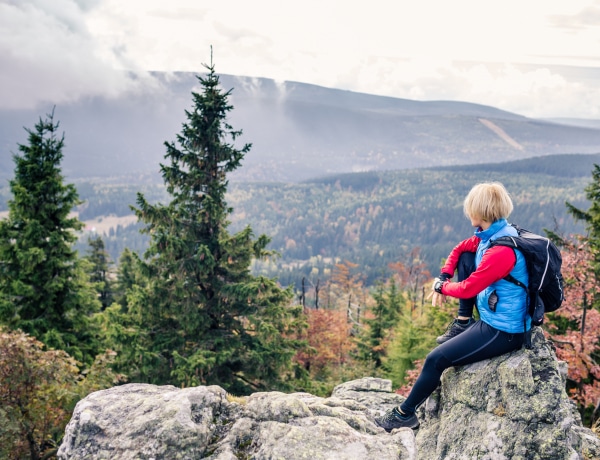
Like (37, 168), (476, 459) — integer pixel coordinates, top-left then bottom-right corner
(227, 154), (592, 285)
(2, 72), (600, 183)
(18, 153), (587, 287)
(1, 151), (595, 287)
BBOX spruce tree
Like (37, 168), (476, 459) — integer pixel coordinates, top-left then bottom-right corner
(85, 235), (114, 310)
(130, 58), (305, 392)
(0, 112), (101, 364)
(566, 164), (600, 256)
(113, 247), (143, 308)
(355, 279), (403, 368)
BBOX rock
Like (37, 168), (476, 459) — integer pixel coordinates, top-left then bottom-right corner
(57, 328), (600, 460)
(57, 377), (415, 460)
(416, 327), (600, 459)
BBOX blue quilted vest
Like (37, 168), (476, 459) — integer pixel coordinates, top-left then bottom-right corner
(475, 219), (531, 334)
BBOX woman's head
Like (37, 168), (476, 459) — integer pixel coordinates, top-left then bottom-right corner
(463, 182), (513, 225)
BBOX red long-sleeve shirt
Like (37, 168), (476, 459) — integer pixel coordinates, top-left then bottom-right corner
(440, 235), (516, 299)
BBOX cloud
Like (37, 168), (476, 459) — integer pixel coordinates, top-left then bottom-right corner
(549, 1), (600, 30)
(332, 58), (600, 119)
(2, 0), (600, 119)
(0, 0), (154, 110)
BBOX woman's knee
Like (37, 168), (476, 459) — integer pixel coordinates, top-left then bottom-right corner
(425, 348), (454, 373)
(457, 252), (476, 281)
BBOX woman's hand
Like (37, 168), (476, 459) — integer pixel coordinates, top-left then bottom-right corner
(430, 291), (447, 307)
(426, 277), (448, 307)
(426, 288), (447, 307)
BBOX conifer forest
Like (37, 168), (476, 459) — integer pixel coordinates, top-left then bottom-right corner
(1, 63), (600, 459)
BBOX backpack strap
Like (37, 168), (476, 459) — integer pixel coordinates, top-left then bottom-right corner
(504, 273), (527, 291)
(497, 246), (528, 292)
(524, 324), (532, 349)
(496, 246), (533, 349)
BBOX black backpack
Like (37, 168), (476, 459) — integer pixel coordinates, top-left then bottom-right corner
(490, 224), (565, 331)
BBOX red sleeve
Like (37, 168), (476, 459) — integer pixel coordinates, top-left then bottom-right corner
(441, 235), (480, 276)
(442, 246), (516, 299)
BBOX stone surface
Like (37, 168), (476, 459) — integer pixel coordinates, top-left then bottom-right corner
(58, 328), (600, 460)
(57, 377), (414, 460)
(416, 327), (600, 459)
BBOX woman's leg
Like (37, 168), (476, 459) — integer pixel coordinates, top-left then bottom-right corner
(401, 320), (523, 414)
(436, 252), (478, 344)
(457, 251), (476, 318)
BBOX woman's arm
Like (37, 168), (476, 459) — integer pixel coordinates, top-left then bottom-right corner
(442, 245), (516, 299)
(440, 235), (480, 277)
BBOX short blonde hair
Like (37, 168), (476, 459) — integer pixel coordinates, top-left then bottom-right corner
(463, 182), (513, 223)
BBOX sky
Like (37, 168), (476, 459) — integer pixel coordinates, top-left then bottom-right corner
(2, 0), (600, 119)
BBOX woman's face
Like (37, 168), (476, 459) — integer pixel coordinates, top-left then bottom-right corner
(469, 214), (486, 229)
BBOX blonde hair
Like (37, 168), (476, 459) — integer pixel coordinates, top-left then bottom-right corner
(463, 182), (513, 223)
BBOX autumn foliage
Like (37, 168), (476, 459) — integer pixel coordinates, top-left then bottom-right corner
(0, 328), (80, 459)
(295, 308), (354, 378)
(0, 328), (124, 460)
(545, 237), (600, 418)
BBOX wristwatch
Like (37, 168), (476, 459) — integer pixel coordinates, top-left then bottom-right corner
(433, 277), (445, 294)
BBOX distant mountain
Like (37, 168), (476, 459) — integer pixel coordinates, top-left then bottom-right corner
(2, 72), (600, 182)
(542, 118), (600, 129)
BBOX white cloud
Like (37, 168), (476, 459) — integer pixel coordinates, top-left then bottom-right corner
(0, 0), (155, 110)
(2, 0), (600, 118)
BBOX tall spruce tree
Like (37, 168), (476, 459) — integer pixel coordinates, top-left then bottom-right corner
(85, 235), (114, 310)
(0, 112), (101, 364)
(129, 58), (306, 392)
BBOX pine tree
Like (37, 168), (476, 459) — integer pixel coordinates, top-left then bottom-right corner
(85, 235), (114, 310)
(355, 279), (403, 368)
(112, 247), (143, 308)
(129, 57), (306, 392)
(0, 112), (101, 364)
(566, 164), (600, 260)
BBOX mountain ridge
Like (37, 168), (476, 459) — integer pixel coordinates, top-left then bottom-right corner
(1, 72), (600, 183)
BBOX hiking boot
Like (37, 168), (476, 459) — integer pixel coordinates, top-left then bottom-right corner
(375, 407), (420, 432)
(436, 318), (474, 344)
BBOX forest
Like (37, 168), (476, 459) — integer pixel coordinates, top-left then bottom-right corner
(2, 152), (592, 289)
(2, 152), (589, 292)
(61, 153), (593, 289)
(1, 64), (600, 459)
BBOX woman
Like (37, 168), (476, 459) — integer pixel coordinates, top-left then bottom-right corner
(375, 181), (530, 431)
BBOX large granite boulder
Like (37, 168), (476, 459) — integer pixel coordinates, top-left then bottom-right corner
(416, 327), (600, 459)
(58, 328), (600, 459)
(57, 377), (414, 459)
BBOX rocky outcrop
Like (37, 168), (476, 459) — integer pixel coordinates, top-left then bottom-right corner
(416, 327), (600, 459)
(58, 328), (600, 460)
(57, 378), (413, 460)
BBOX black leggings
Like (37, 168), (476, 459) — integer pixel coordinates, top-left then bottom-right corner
(457, 251), (476, 318)
(400, 316), (524, 414)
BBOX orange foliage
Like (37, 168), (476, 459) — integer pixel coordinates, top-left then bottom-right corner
(388, 247), (431, 310)
(0, 328), (125, 459)
(330, 260), (362, 293)
(546, 237), (600, 410)
(396, 359), (425, 397)
(295, 309), (354, 376)
(0, 328), (80, 459)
